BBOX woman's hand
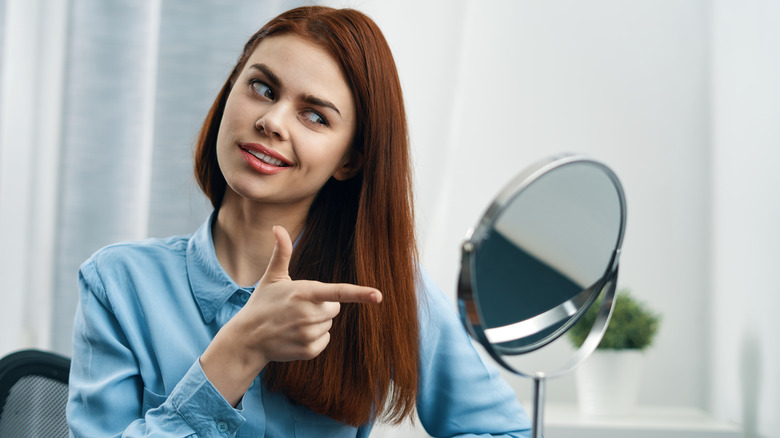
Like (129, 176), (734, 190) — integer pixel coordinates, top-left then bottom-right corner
(200, 226), (382, 406)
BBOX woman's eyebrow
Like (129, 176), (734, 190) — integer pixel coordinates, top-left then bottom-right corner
(302, 95), (341, 116)
(248, 63), (341, 116)
(249, 63), (281, 87)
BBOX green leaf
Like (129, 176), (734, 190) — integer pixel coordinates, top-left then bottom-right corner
(567, 288), (660, 350)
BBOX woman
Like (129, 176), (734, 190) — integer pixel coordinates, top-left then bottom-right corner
(67, 6), (531, 437)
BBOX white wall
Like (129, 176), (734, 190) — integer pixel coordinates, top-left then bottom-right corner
(710, 1), (780, 437)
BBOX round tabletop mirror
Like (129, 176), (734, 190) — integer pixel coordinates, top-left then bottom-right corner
(457, 154), (627, 438)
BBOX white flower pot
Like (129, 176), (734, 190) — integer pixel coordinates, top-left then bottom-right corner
(575, 349), (643, 416)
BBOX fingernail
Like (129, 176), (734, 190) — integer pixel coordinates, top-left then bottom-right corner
(372, 291), (382, 303)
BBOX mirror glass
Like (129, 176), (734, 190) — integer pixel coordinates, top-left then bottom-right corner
(459, 154), (626, 366)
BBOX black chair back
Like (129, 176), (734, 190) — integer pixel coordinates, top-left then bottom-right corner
(0, 349), (70, 438)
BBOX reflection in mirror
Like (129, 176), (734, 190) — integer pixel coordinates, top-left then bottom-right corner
(474, 160), (623, 353)
(458, 154), (627, 438)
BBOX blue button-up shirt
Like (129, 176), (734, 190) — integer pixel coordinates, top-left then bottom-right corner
(67, 214), (531, 437)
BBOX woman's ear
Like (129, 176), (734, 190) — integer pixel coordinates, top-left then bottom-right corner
(333, 151), (363, 181)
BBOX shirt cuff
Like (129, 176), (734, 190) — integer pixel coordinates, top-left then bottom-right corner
(168, 360), (246, 437)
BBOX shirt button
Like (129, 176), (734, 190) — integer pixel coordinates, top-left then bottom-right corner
(239, 293), (249, 303)
(216, 420), (229, 432)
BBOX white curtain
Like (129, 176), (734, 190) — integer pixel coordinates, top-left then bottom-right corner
(0, 0), (305, 354)
(50, 0), (309, 354)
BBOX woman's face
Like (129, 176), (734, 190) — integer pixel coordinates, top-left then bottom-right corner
(216, 34), (357, 210)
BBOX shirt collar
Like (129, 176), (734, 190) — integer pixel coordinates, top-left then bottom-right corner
(186, 212), (243, 323)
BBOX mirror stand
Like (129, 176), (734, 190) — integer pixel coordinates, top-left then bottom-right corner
(531, 373), (546, 438)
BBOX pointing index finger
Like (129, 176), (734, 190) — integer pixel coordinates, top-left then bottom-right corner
(308, 283), (383, 304)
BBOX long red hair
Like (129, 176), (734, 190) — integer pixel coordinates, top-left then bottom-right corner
(194, 6), (419, 426)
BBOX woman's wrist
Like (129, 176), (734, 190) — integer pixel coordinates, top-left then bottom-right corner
(200, 326), (268, 407)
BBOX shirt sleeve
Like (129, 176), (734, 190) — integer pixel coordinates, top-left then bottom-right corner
(67, 259), (246, 437)
(415, 270), (532, 438)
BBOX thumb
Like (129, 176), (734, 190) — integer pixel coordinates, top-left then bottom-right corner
(262, 225), (293, 283)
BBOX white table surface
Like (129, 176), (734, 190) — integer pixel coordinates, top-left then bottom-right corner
(525, 403), (743, 438)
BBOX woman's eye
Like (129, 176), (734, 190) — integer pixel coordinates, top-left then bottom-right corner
(251, 81), (274, 99)
(302, 110), (328, 126)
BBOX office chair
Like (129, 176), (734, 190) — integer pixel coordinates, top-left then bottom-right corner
(0, 349), (70, 438)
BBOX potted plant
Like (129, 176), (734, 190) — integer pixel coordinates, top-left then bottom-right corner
(568, 288), (661, 416)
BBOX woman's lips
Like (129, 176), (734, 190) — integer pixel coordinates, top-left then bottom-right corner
(239, 143), (292, 175)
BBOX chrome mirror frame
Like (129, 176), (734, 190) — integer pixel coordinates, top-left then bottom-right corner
(457, 154), (627, 438)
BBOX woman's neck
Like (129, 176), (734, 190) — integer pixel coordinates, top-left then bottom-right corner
(212, 191), (308, 287)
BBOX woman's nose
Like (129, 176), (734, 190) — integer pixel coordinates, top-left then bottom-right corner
(255, 104), (289, 141)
